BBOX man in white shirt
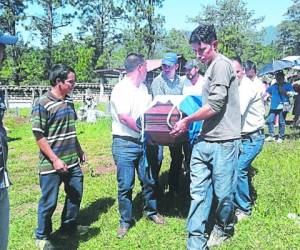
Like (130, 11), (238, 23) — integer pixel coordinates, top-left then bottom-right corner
(232, 58), (265, 221)
(244, 60), (266, 97)
(182, 59), (204, 96)
(111, 53), (165, 239)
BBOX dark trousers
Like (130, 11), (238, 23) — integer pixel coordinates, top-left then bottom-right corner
(35, 165), (83, 239)
(147, 144), (184, 192)
(168, 145), (184, 192)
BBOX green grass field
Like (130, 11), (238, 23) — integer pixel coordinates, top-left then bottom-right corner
(5, 110), (300, 250)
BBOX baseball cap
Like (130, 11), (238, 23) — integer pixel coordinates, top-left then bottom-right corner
(184, 59), (199, 70)
(0, 31), (18, 45)
(162, 52), (178, 66)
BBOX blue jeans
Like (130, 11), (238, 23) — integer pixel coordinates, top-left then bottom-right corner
(35, 165), (83, 239)
(112, 137), (157, 228)
(187, 139), (240, 250)
(0, 188), (9, 250)
(235, 134), (265, 214)
(267, 109), (285, 139)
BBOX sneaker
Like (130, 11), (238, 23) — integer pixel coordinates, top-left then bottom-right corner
(76, 225), (90, 236)
(207, 229), (228, 248)
(235, 210), (250, 222)
(265, 136), (275, 142)
(276, 138), (283, 143)
(116, 226), (129, 239)
(148, 213), (166, 225)
(35, 239), (55, 250)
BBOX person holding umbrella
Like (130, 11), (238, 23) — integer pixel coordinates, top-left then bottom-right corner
(265, 71), (293, 143)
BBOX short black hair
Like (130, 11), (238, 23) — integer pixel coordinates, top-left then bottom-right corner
(189, 24), (217, 44)
(244, 60), (256, 72)
(49, 64), (75, 87)
(231, 56), (243, 66)
(124, 53), (145, 73)
(275, 70), (284, 77)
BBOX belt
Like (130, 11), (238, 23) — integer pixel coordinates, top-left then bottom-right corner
(113, 135), (142, 144)
(194, 137), (239, 144)
(242, 129), (264, 139)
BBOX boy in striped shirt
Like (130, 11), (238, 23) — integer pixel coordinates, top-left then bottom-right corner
(32, 64), (87, 249)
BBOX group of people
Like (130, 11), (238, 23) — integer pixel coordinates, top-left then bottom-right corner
(110, 23), (267, 250)
(0, 22), (296, 250)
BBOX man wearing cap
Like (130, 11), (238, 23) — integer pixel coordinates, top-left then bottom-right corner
(111, 53), (165, 239)
(151, 52), (184, 196)
(0, 31), (18, 250)
(182, 59), (204, 96)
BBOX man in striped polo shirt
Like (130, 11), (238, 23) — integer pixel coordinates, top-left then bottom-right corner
(32, 64), (87, 249)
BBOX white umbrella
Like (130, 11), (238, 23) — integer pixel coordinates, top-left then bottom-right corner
(282, 56), (300, 70)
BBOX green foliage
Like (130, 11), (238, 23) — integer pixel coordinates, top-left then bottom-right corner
(29, 0), (76, 72)
(162, 29), (194, 59)
(52, 34), (79, 66)
(74, 0), (124, 67)
(52, 34), (95, 82)
(0, 0), (26, 31)
(189, 0), (264, 58)
(242, 43), (280, 68)
(75, 46), (94, 82)
(123, 0), (166, 58)
(18, 47), (45, 85)
(277, 0), (300, 56)
(0, 0), (27, 85)
(0, 0), (297, 84)
(0, 58), (15, 84)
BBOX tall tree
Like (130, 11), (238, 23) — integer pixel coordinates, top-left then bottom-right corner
(189, 0), (264, 58)
(74, 0), (124, 70)
(0, 0), (26, 85)
(29, 0), (75, 77)
(124, 0), (165, 58)
(53, 34), (95, 82)
(162, 29), (194, 59)
(277, 0), (300, 56)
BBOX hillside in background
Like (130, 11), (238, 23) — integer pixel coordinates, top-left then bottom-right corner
(263, 25), (278, 45)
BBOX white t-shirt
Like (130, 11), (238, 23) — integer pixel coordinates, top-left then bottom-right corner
(239, 76), (265, 134)
(252, 76), (266, 96)
(182, 75), (204, 96)
(110, 76), (151, 138)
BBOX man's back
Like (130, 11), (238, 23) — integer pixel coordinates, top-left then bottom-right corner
(239, 76), (265, 134)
